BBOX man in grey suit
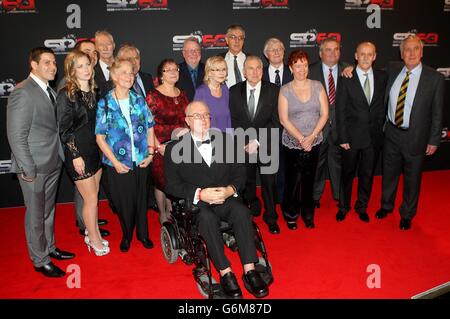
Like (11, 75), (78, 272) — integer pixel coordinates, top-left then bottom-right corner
(308, 38), (348, 207)
(375, 35), (445, 230)
(7, 47), (74, 278)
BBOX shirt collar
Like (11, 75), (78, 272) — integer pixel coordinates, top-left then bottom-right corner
(322, 63), (338, 72)
(356, 66), (373, 77)
(269, 64), (283, 73)
(29, 72), (49, 92)
(187, 64), (198, 73)
(403, 63), (422, 75)
(226, 51), (245, 60)
(247, 80), (261, 91)
(191, 132), (211, 144)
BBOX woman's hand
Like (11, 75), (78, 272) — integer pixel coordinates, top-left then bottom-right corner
(301, 135), (316, 152)
(158, 144), (166, 156)
(113, 161), (130, 174)
(139, 155), (154, 168)
(73, 157), (85, 176)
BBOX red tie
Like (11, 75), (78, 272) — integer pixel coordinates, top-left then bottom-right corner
(328, 68), (336, 106)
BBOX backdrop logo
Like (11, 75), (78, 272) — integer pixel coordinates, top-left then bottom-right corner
(0, 0), (36, 13)
(290, 30), (341, 48)
(437, 67), (450, 80)
(344, 0), (394, 10)
(0, 79), (16, 98)
(44, 34), (80, 55)
(106, 0), (169, 12)
(232, 0), (289, 10)
(172, 31), (227, 51)
(0, 160), (12, 174)
(392, 30), (439, 47)
(445, 0), (450, 12)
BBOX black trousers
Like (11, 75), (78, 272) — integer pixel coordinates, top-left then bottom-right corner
(339, 145), (380, 214)
(195, 197), (258, 271)
(381, 123), (425, 219)
(282, 145), (320, 223)
(106, 164), (150, 242)
(243, 162), (278, 225)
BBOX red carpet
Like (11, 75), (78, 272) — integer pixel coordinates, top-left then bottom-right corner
(0, 170), (449, 299)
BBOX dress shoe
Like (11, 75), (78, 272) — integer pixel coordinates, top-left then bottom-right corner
(267, 223), (280, 234)
(220, 272), (242, 299)
(359, 212), (370, 223)
(79, 228), (110, 237)
(305, 220), (315, 229)
(34, 262), (65, 278)
(375, 208), (392, 219)
(336, 211), (347, 222)
(313, 200), (320, 208)
(286, 221), (297, 230)
(400, 218), (412, 230)
(49, 248), (75, 260)
(140, 238), (154, 249)
(98, 218), (108, 226)
(242, 270), (269, 298)
(120, 238), (130, 252)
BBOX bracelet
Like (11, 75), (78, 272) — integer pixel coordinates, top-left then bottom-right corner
(148, 146), (155, 150)
(198, 189), (202, 201)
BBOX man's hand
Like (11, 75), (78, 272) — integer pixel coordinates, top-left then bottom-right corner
(340, 143), (350, 150)
(341, 66), (354, 78)
(20, 173), (35, 182)
(244, 140), (259, 154)
(426, 144), (437, 156)
(200, 186), (234, 204)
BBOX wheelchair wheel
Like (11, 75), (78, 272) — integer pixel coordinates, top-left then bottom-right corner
(161, 225), (179, 264)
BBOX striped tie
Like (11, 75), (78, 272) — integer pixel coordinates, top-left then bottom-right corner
(394, 71), (410, 127)
(328, 68), (336, 106)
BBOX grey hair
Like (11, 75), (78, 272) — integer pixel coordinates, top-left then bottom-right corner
(185, 100), (209, 116)
(319, 37), (340, 52)
(116, 44), (140, 58)
(263, 37), (285, 57)
(399, 34), (423, 53)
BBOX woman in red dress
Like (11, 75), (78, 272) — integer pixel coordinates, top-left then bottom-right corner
(146, 59), (189, 224)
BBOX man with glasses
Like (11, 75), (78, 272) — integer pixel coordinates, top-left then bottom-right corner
(165, 101), (269, 299)
(262, 38), (293, 86)
(177, 37), (205, 101)
(221, 24), (247, 88)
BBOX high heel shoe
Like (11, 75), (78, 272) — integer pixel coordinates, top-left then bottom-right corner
(85, 239), (110, 256)
(84, 230), (109, 247)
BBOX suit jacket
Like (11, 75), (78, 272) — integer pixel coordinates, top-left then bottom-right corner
(176, 61), (205, 101)
(164, 131), (246, 205)
(309, 60), (348, 143)
(229, 80), (280, 153)
(94, 63), (113, 98)
(262, 65), (293, 86)
(138, 71), (155, 96)
(385, 62), (445, 155)
(336, 69), (388, 149)
(6, 77), (62, 178)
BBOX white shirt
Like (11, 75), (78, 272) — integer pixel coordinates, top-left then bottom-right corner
(246, 80), (261, 118)
(224, 51), (246, 88)
(135, 73), (146, 96)
(268, 64), (284, 85)
(30, 72), (53, 101)
(192, 133), (212, 204)
(116, 97), (136, 162)
(99, 59), (110, 81)
(356, 66), (374, 103)
(322, 63), (338, 97)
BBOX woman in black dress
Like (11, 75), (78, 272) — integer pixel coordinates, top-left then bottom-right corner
(57, 50), (109, 256)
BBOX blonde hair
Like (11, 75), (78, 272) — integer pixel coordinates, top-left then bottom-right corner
(109, 58), (134, 84)
(63, 50), (96, 101)
(203, 55), (227, 84)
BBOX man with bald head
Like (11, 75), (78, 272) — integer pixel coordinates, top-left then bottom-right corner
(94, 30), (115, 97)
(335, 42), (387, 223)
(165, 101), (269, 299)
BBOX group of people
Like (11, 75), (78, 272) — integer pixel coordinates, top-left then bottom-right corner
(6, 23), (444, 299)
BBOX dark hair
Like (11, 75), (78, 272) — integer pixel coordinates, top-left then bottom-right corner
(28, 47), (54, 69)
(288, 50), (309, 67)
(226, 24), (246, 36)
(156, 58), (178, 83)
(74, 39), (95, 51)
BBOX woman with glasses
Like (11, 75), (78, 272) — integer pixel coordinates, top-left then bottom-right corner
(193, 55), (232, 133)
(146, 59), (189, 224)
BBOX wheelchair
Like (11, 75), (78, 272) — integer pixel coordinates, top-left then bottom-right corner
(160, 198), (273, 299)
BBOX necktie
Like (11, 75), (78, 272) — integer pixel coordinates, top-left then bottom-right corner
(234, 55), (242, 84)
(133, 77), (144, 97)
(275, 69), (281, 86)
(328, 68), (336, 106)
(363, 73), (371, 104)
(47, 86), (56, 106)
(248, 88), (256, 120)
(190, 69), (197, 86)
(395, 71), (410, 127)
(195, 139), (211, 148)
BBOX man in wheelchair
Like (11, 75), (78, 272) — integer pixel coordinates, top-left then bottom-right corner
(164, 101), (270, 299)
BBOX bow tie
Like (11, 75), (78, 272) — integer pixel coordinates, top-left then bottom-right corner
(196, 139), (211, 147)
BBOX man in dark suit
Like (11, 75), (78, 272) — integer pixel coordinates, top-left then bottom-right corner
(177, 37), (205, 101)
(165, 101), (269, 299)
(335, 42), (387, 223)
(94, 30), (115, 98)
(7, 47), (74, 278)
(221, 24), (247, 88)
(375, 35), (445, 230)
(262, 38), (293, 86)
(308, 37), (348, 208)
(229, 56), (281, 234)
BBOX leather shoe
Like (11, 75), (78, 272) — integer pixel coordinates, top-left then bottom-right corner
(220, 272), (242, 299)
(286, 221), (297, 230)
(359, 213), (370, 223)
(375, 208), (392, 219)
(242, 270), (269, 298)
(267, 223), (280, 234)
(120, 238), (130, 252)
(79, 227), (110, 237)
(34, 262), (65, 278)
(305, 220), (315, 229)
(400, 218), (412, 230)
(49, 248), (75, 260)
(336, 211), (347, 222)
(140, 238), (154, 249)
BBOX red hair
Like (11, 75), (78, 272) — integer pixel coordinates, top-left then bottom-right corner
(288, 50), (309, 67)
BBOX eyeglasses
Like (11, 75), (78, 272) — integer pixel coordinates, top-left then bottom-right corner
(211, 68), (227, 73)
(183, 49), (201, 54)
(267, 48), (284, 53)
(228, 34), (245, 41)
(186, 113), (211, 120)
(163, 68), (179, 73)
